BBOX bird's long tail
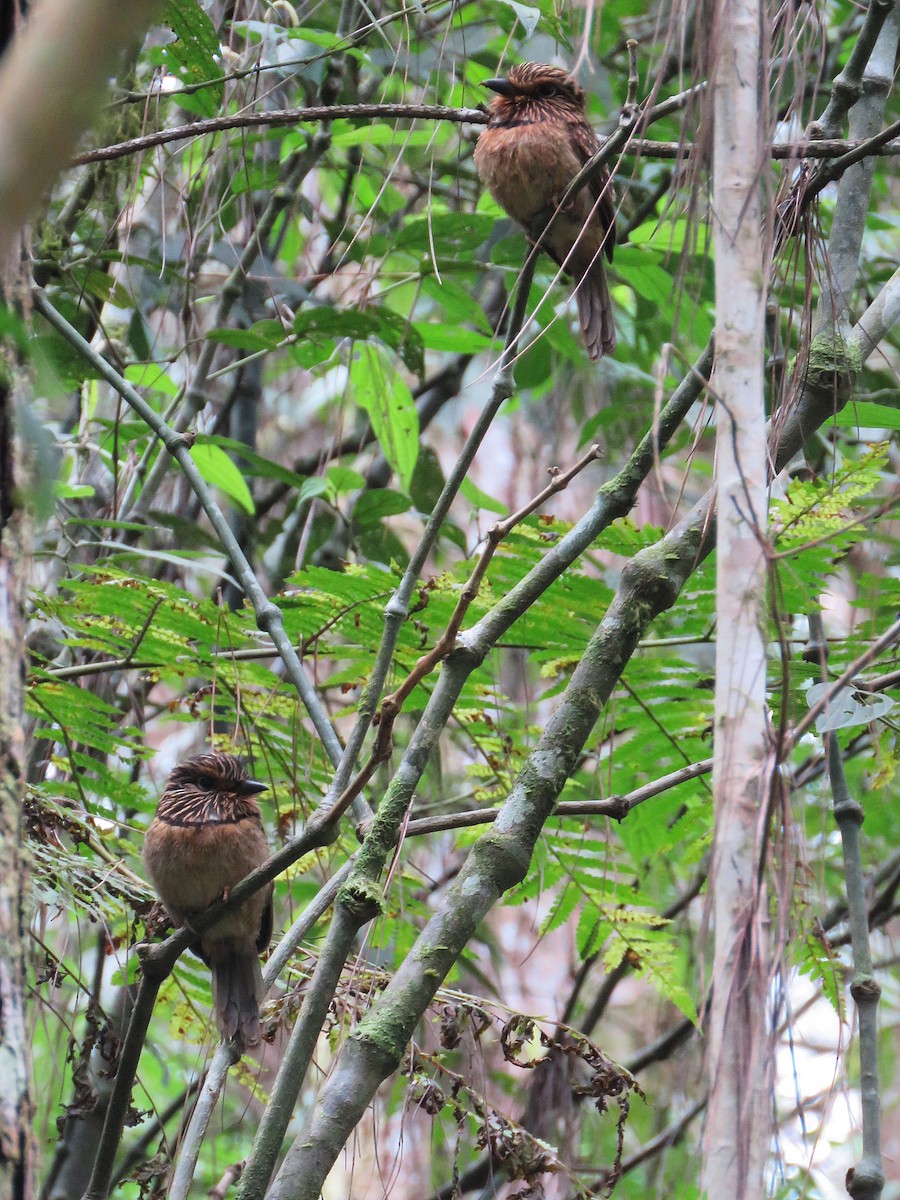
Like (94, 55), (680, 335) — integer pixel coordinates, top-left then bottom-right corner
(575, 259), (616, 360)
(212, 952), (264, 1052)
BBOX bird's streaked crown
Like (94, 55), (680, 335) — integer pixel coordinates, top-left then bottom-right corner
(483, 63), (585, 109)
(157, 752), (268, 826)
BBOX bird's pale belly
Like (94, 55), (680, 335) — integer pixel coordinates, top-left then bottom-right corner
(144, 819), (268, 936)
(474, 122), (585, 228)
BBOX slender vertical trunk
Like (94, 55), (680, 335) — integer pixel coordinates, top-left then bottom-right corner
(703, 0), (773, 1192)
(0, 375), (31, 1200)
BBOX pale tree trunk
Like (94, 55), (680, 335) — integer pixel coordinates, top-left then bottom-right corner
(0, 0), (163, 264)
(0, 376), (31, 1199)
(703, 0), (773, 1191)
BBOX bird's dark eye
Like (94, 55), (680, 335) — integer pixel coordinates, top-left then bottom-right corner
(536, 82), (557, 98)
(197, 775), (216, 790)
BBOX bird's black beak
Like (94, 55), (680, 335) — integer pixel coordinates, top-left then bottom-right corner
(238, 778), (269, 796)
(483, 77), (516, 97)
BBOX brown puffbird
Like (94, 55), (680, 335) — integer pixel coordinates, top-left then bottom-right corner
(473, 62), (617, 359)
(143, 752), (273, 1052)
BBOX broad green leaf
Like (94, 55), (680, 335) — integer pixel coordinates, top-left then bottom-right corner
(459, 477), (508, 515)
(396, 211), (497, 252)
(54, 482), (95, 499)
(420, 276), (493, 332)
(353, 489), (413, 526)
(190, 442), (255, 514)
(834, 401), (900, 429)
(331, 125), (437, 149)
(350, 344), (419, 492)
(614, 248), (674, 302)
(293, 307), (424, 377)
(124, 363), (180, 396)
(297, 476), (331, 503)
(32, 333), (104, 387)
(412, 322), (496, 352)
(327, 466), (367, 493)
(160, 0), (223, 117)
(629, 218), (710, 256)
(202, 435), (311, 491)
(207, 321), (286, 351)
(111, 956), (142, 987)
(72, 268), (132, 309)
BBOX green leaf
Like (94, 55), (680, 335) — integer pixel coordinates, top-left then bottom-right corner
(297, 476), (332, 503)
(412, 322), (496, 353)
(459, 477), (508, 515)
(124, 363), (180, 396)
(797, 929), (844, 1019)
(71, 268), (132, 309)
(54, 482), (95, 499)
(331, 125), (437, 149)
(350, 344), (419, 492)
(629, 218), (710, 256)
(111, 956), (142, 986)
(614, 248), (674, 302)
(396, 212), (497, 253)
(834, 401), (900, 429)
(202, 435), (311, 491)
(207, 321), (286, 351)
(161, 0), (223, 117)
(30, 680), (145, 758)
(420, 276), (493, 332)
(32, 333), (105, 388)
(772, 444), (886, 555)
(190, 442), (255, 514)
(576, 904), (607, 959)
(326, 466), (367, 493)
(263, 24), (369, 63)
(601, 910), (700, 1024)
(0, 302), (29, 354)
(410, 447), (446, 513)
(353, 489), (413, 526)
(294, 307), (424, 377)
(282, 26), (351, 47)
(540, 883), (580, 937)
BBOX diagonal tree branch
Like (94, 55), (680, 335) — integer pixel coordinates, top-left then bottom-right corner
(262, 258), (899, 1200)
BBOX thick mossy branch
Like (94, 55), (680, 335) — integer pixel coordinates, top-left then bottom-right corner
(777, 331), (863, 459)
(469, 824), (538, 891)
(336, 529), (702, 1075)
(337, 878), (383, 922)
(353, 782), (415, 879)
(620, 546), (691, 619)
(804, 332), (863, 397)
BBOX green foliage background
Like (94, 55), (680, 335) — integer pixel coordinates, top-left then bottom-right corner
(22, 0), (900, 1194)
